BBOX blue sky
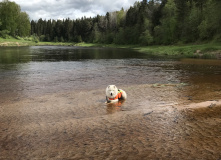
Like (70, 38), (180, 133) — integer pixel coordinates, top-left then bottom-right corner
(12, 0), (143, 20)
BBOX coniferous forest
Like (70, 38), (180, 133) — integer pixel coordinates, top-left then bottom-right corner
(0, 0), (221, 45)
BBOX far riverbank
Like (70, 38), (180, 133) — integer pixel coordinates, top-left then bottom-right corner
(0, 37), (221, 59)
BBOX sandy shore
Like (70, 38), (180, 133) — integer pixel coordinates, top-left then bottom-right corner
(1, 84), (221, 159)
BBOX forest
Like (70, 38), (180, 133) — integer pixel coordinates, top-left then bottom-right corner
(0, 0), (30, 38)
(0, 0), (221, 45)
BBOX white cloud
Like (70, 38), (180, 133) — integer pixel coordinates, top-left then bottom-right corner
(12, 0), (142, 20)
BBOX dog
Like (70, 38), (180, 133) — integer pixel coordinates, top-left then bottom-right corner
(106, 85), (127, 103)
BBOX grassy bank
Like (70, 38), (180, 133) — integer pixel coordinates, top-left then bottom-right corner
(77, 42), (221, 59)
(0, 37), (76, 46)
(0, 36), (34, 46)
(134, 43), (221, 59)
(0, 37), (221, 59)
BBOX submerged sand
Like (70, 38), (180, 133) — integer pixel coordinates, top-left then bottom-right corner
(1, 84), (221, 159)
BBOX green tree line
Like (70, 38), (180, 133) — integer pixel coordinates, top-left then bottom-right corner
(1, 0), (221, 45)
(0, 0), (30, 38)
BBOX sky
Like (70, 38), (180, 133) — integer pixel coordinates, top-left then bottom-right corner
(12, 0), (143, 20)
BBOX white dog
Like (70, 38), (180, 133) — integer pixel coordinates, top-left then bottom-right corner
(106, 85), (127, 103)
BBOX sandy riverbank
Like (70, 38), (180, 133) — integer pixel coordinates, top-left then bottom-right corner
(1, 84), (221, 159)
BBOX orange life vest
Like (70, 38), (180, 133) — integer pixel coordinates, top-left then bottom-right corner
(108, 90), (123, 101)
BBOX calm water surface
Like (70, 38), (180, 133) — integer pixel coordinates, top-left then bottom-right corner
(0, 46), (221, 103)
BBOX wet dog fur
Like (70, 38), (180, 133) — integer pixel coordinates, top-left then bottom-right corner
(106, 85), (127, 103)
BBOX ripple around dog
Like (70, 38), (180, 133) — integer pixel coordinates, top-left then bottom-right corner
(1, 84), (221, 159)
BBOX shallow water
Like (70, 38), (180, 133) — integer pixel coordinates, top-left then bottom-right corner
(1, 46), (220, 104)
(1, 46), (221, 159)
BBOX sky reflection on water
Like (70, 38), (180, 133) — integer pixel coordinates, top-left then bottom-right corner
(0, 46), (221, 103)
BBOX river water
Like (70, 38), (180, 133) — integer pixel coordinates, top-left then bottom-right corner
(1, 46), (221, 159)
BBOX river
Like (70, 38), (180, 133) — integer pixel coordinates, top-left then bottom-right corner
(1, 46), (221, 159)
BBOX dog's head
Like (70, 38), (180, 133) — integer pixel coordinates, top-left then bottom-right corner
(106, 85), (118, 99)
